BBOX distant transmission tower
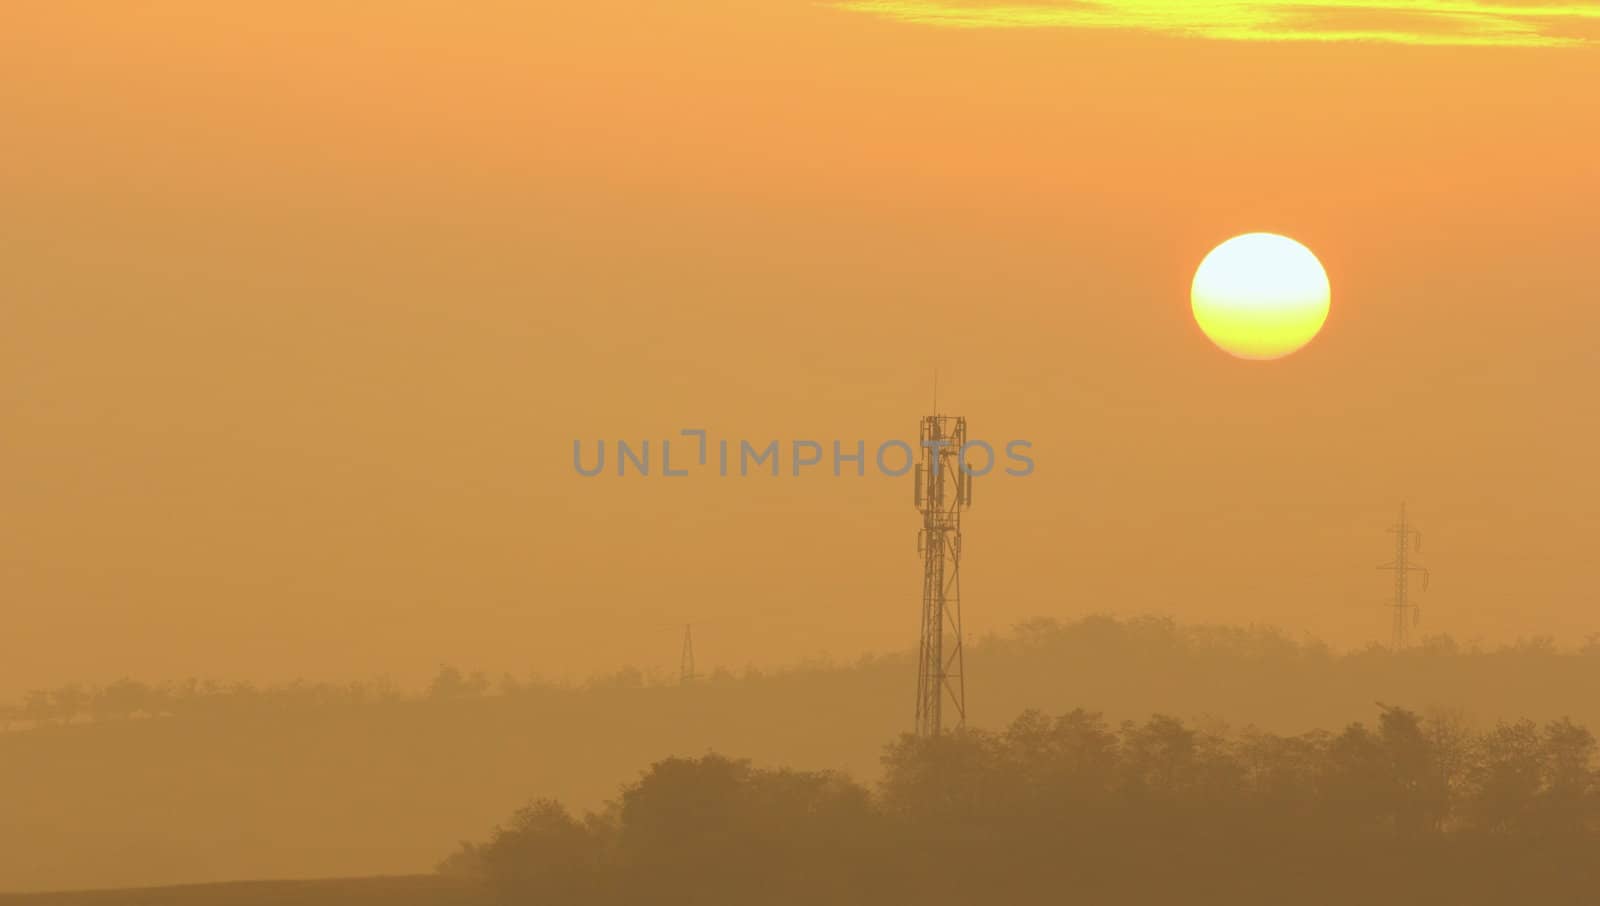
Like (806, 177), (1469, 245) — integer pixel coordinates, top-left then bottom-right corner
(679, 624), (698, 684)
(1377, 502), (1430, 651)
(914, 412), (972, 737)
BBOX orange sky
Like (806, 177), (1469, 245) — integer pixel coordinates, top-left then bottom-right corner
(2, 1), (1598, 697)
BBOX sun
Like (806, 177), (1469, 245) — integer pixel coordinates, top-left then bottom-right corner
(1191, 233), (1330, 360)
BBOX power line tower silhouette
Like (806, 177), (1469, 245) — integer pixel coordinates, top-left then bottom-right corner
(679, 624), (697, 684)
(913, 412), (972, 737)
(1377, 502), (1430, 651)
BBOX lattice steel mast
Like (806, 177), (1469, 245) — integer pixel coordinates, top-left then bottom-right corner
(914, 413), (972, 737)
(1377, 502), (1429, 651)
(679, 624), (697, 684)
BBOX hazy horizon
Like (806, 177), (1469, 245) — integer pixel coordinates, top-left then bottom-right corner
(4, 607), (1599, 704)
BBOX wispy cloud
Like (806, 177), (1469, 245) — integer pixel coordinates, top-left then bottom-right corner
(834, 1), (1600, 46)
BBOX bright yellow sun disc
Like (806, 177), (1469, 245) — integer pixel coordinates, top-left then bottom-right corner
(1191, 233), (1330, 360)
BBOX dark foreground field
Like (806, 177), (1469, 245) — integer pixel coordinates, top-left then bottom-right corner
(7, 846), (1595, 906)
(0, 876), (487, 906)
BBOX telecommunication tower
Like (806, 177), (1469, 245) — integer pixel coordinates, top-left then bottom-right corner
(1377, 503), (1430, 651)
(679, 624), (697, 684)
(914, 414), (972, 737)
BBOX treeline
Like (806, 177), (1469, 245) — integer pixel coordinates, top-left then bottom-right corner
(447, 705), (1600, 905)
(0, 665), (653, 731)
(8, 615), (1600, 731)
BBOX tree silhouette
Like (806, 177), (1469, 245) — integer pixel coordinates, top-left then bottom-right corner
(456, 703), (1600, 906)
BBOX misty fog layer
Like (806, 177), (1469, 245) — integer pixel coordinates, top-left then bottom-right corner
(5, 616), (1600, 892)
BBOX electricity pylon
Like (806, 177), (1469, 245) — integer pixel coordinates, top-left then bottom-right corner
(1377, 502), (1430, 651)
(679, 624), (697, 684)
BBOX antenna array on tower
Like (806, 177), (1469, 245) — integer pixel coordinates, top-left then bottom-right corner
(913, 413), (972, 737)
